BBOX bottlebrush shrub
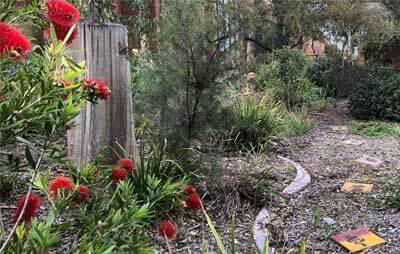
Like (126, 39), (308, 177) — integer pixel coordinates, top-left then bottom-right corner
(0, 25), (88, 207)
(0, 27), (87, 147)
(7, 212), (61, 253)
(23, 142), (189, 252)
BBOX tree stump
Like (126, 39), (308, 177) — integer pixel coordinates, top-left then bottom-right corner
(67, 22), (135, 166)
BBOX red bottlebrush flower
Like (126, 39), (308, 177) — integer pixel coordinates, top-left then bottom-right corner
(118, 159), (135, 173)
(185, 193), (202, 212)
(78, 185), (90, 203)
(111, 168), (128, 182)
(83, 79), (111, 100)
(13, 194), (41, 223)
(185, 184), (196, 195)
(84, 78), (96, 88)
(0, 22), (31, 60)
(49, 176), (74, 199)
(157, 220), (177, 240)
(44, 25), (78, 45)
(96, 82), (111, 100)
(45, 0), (80, 27)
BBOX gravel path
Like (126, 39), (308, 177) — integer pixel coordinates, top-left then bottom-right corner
(268, 101), (400, 253)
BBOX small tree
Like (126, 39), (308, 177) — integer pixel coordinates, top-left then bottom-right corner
(136, 0), (234, 147)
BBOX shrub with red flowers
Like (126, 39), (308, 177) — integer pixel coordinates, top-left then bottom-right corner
(111, 167), (128, 182)
(118, 159), (135, 173)
(83, 79), (111, 103)
(157, 220), (177, 240)
(0, 22), (31, 61)
(13, 194), (41, 224)
(45, 0), (80, 45)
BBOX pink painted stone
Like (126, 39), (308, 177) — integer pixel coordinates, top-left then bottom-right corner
(356, 156), (383, 168)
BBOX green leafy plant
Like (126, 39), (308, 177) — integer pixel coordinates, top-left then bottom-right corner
(256, 48), (329, 110)
(283, 112), (315, 136)
(226, 96), (283, 152)
(350, 122), (398, 138)
(7, 212), (60, 253)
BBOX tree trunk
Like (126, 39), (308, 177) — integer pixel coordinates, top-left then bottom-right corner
(67, 22), (135, 166)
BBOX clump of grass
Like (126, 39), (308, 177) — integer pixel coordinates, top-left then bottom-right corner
(350, 122), (398, 138)
(283, 111), (314, 136)
(227, 96), (283, 152)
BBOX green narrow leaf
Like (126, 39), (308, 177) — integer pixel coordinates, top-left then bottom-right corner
(203, 210), (226, 254)
(230, 213), (236, 254)
(16, 136), (39, 153)
(25, 145), (36, 169)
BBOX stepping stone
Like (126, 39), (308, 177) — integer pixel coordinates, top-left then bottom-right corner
(341, 182), (374, 193)
(356, 156), (383, 168)
(322, 217), (336, 225)
(341, 139), (365, 146)
(331, 126), (348, 132)
(332, 227), (386, 253)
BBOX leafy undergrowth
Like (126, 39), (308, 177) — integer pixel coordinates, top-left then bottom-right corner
(350, 121), (398, 138)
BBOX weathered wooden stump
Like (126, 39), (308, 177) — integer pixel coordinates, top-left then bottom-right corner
(67, 22), (135, 166)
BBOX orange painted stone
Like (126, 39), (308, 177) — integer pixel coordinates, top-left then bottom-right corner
(341, 182), (374, 193)
(332, 227), (386, 253)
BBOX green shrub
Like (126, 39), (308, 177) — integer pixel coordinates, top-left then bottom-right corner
(283, 112), (315, 136)
(349, 68), (400, 121)
(350, 122), (398, 138)
(307, 58), (365, 98)
(256, 48), (308, 90)
(256, 48), (329, 110)
(226, 96), (283, 151)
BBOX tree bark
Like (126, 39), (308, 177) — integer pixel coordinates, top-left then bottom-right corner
(67, 22), (135, 166)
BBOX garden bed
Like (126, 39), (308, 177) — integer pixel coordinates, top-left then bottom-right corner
(157, 101), (400, 253)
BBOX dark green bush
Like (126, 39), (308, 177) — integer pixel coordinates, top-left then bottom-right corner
(307, 58), (366, 98)
(349, 68), (400, 121)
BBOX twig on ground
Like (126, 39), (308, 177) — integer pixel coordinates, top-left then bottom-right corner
(0, 208), (4, 241)
(0, 206), (16, 209)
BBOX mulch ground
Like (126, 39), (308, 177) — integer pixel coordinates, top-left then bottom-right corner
(162, 100), (400, 253)
(2, 100), (399, 253)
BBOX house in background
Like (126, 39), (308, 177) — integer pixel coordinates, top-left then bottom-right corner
(302, 39), (326, 58)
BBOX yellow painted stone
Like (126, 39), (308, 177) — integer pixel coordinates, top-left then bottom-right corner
(341, 182), (374, 193)
(333, 228), (386, 253)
